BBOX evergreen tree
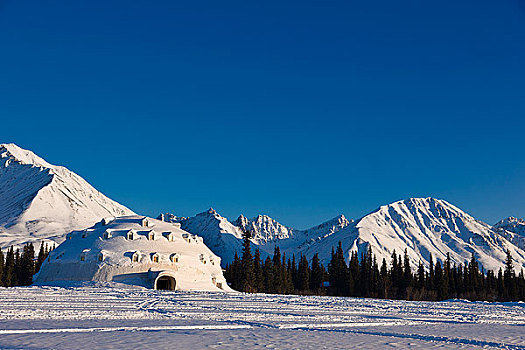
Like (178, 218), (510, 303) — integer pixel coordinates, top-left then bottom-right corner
(416, 261), (425, 289)
(434, 261), (447, 300)
(379, 258), (389, 299)
(0, 248), (4, 287)
(328, 242), (347, 296)
(19, 243), (35, 286)
(291, 254), (298, 289)
(253, 249), (264, 292)
(272, 247), (282, 293)
(14, 248), (20, 286)
(504, 249), (517, 300)
(402, 249), (412, 298)
(310, 253), (323, 292)
(229, 251), (242, 290)
(240, 231), (255, 292)
(297, 255), (310, 292)
(427, 253), (434, 291)
(283, 254), (293, 293)
(263, 256), (273, 293)
(36, 242), (47, 273)
(3, 247), (15, 287)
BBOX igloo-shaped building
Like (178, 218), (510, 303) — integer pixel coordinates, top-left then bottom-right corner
(35, 215), (231, 291)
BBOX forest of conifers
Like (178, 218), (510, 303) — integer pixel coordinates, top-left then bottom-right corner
(225, 233), (525, 302)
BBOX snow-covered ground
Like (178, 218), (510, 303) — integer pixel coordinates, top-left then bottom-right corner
(0, 286), (524, 349)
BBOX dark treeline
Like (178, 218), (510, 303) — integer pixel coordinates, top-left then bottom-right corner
(0, 242), (52, 287)
(225, 233), (525, 302)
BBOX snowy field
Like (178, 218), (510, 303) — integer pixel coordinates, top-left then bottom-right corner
(0, 287), (524, 349)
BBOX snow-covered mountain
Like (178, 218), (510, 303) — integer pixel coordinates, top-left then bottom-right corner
(493, 217), (525, 250)
(234, 214), (293, 243)
(161, 208), (251, 265)
(159, 210), (351, 265)
(300, 198), (525, 271)
(0, 143), (134, 248)
(160, 198), (525, 271)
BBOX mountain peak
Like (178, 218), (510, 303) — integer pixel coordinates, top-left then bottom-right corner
(400, 197), (447, 207)
(495, 216), (525, 227)
(300, 214), (352, 239)
(234, 214), (249, 228)
(0, 143), (54, 169)
(0, 143), (134, 248)
(196, 208), (218, 217)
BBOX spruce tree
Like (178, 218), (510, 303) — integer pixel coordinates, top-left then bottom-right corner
(297, 255), (310, 293)
(253, 249), (264, 292)
(348, 251), (359, 295)
(328, 242), (347, 296)
(310, 253), (323, 292)
(272, 246), (282, 293)
(291, 254), (298, 289)
(428, 253), (434, 291)
(282, 254), (293, 293)
(36, 241), (46, 273)
(229, 251), (242, 290)
(240, 231), (255, 292)
(18, 243), (35, 286)
(402, 249), (412, 298)
(379, 258), (389, 299)
(416, 261), (425, 289)
(434, 261), (447, 300)
(0, 249), (4, 287)
(14, 248), (20, 286)
(3, 247), (15, 287)
(263, 256), (273, 293)
(504, 249), (517, 300)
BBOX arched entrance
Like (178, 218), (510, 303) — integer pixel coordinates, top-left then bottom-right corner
(154, 272), (177, 290)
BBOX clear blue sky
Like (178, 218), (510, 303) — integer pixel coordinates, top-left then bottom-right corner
(1, 0), (524, 228)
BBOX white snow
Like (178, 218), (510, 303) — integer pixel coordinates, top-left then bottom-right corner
(0, 286), (524, 349)
(0, 143), (135, 248)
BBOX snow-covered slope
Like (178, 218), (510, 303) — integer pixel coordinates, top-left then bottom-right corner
(162, 209), (250, 266)
(0, 143), (134, 248)
(493, 217), (525, 250)
(301, 198), (525, 271)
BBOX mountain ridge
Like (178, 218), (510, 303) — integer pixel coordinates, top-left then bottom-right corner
(160, 198), (525, 271)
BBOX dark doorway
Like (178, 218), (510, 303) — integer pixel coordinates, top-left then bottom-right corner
(155, 276), (176, 290)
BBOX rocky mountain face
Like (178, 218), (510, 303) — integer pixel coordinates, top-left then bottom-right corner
(493, 216), (525, 250)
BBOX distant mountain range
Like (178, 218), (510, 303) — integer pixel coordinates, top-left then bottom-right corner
(1, 143), (524, 273)
(160, 199), (525, 271)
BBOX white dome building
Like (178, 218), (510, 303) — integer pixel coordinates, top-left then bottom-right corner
(35, 216), (231, 291)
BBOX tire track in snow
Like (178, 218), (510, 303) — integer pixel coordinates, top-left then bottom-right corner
(0, 324), (252, 335)
(276, 320), (422, 329)
(305, 327), (525, 350)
